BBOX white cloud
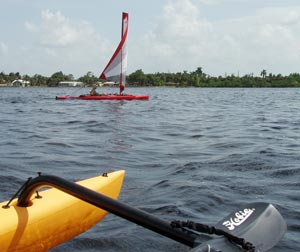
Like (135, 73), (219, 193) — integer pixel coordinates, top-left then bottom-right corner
(26, 9), (106, 49)
(25, 21), (38, 32)
(132, 0), (300, 76)
(5, 2), (300, 77)
(23, 9), (111, 77)
(221, 6), (300, 74)
(39, 10), (83, 47)
(132, 0), (216, 73)
(281, 10), (300, 25)
(0, 42), (8, 55)
(197, 0), (247, 4)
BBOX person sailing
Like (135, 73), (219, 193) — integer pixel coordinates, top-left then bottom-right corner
(89, 86), (99, 96)
(89, 85), (108, 96)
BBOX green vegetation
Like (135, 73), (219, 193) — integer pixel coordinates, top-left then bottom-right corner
(1, 67), (300, 87)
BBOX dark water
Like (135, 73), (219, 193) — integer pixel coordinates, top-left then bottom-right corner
(0, 87), (299, 252)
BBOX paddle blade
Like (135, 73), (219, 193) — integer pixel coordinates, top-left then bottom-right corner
(191, 202), (286, 252)
(216, 202), (286, 251)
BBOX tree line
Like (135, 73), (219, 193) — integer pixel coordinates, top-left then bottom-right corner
(1, 68), (300, 87)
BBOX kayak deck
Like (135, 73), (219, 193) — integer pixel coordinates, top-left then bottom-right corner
(56, 94), (149, 100)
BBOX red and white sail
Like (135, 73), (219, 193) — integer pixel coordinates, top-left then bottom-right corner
(100, 12), (128, 94)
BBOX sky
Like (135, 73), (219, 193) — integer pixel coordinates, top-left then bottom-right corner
(1, 0), (300, 78)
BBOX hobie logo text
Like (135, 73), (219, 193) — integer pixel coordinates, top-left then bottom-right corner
(222, 208), (255, 231)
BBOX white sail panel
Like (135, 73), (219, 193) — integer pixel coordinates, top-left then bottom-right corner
(100, 12), (128, 94)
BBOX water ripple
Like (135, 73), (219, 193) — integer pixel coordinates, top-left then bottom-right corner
(0, 88), (299, 252)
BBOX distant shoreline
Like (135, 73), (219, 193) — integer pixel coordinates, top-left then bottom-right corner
(2, 85), (300, 89)
(2, 69), (300, 88)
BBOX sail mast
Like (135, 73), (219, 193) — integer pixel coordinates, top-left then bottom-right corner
(119, 12), (128, 94)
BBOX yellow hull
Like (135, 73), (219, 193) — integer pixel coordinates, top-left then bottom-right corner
(0, 170), (125, 252)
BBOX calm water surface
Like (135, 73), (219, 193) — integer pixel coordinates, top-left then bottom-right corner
(0, 87), (299, 251)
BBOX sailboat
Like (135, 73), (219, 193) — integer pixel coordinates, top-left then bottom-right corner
(56, 12), (149, 101)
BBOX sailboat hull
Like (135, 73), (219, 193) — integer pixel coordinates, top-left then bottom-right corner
(56, 94), (149, 100)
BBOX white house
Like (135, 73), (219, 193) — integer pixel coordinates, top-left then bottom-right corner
(11, 79), (30, 87)
(99, 81), (118, 87)
(58, 81), (83, 87)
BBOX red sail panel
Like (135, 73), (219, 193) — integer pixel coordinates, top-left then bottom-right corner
(100, 12), (128, 94)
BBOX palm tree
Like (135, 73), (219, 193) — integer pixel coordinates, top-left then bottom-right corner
(260, 69), (267, 78)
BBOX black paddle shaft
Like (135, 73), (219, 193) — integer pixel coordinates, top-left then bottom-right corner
(17, 175), (197, 247)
